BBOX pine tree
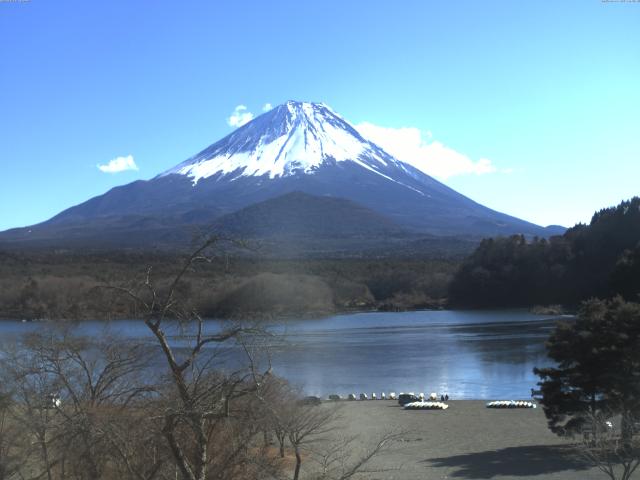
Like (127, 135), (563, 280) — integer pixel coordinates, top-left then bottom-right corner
(534, 297), (640, 446)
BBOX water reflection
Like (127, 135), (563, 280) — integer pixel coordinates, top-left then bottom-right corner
(268, 311), (561, 399)
(0, 310), (563, 399)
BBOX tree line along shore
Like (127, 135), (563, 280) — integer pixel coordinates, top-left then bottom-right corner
(0, 253), (457, 321)
(0, 198), (639, 479)
(2, 197), (640, 321)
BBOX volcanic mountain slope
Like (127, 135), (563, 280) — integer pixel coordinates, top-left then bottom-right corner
(213, 191), (404, 238)
(0, 101), (563, 251)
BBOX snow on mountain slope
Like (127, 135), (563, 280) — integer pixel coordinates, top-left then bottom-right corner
(0, 100), (561, 250)
(161, 101), (419, 190)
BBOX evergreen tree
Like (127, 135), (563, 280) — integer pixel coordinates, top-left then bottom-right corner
(449, 197), (640, 308)
(534, 298), (640, 445)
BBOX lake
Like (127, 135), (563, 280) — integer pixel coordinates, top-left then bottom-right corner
(0, 310), (565, 399)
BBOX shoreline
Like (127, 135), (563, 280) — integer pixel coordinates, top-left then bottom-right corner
(0, 304), (572, 323)
(312, 400), (602, 480)
(319, 397), (540, 403)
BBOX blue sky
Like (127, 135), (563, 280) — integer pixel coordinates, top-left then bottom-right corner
(1, 0), (639, 231)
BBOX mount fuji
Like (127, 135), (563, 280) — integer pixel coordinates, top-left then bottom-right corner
(0, 101), (563, 253)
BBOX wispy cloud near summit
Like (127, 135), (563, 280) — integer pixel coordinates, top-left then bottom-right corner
(355, 122), (498, 180)
(227, 105), (254, 127)
(223, 103), (501, 181)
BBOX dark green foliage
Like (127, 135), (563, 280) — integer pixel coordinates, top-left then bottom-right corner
(449, 197), (640, 308)
(449, 235), (570, 307)
(611, 244), (640, 300)
(534, 298), (640, 442)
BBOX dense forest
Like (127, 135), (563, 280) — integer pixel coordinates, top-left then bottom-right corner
(0, 250), (460, 320)
(449, 197), (640, 308)
(5, 197), (639, 319)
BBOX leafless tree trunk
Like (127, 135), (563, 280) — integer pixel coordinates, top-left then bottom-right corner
(0, 393), (22, 480)
(1, 235), (404, 480)
(577, 410), (640, 480)
(1, 341), (66, 480)
(1, 328), (164, 480)
(104, 236), (274, 480)
(286, 403), (340, 480)
(309, 431), (404, 480)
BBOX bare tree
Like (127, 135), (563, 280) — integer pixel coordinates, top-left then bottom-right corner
(100, 408), (170, 480)
(309, 431), (404, 480)
(0, 327), (165, 480)
(577, 410), (640, 480)
(0, 392), (21, 480)
(284, 402), (341, 480)
(1, 339), (67, 480)
(103, 236), (276, 480)
(258, 376), (293, 458)
(254, 374), (405, 480)
(1, 236), (404, 480)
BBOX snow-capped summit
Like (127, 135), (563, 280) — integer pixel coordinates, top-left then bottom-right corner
(0, 100), (561, 250)
(161, 101), (411, 185)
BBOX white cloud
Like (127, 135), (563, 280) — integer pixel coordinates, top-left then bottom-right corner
(262, 103), (273, 112)
(97, 154), (138, 173)
(355, 122), (498, 180)
(227, 105), (254, 127)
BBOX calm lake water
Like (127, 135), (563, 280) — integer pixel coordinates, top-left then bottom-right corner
(0, 310), (566, 400)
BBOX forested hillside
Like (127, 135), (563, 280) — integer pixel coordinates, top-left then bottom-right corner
(0, 252), (458, 320)
(449, 197), (640, 308)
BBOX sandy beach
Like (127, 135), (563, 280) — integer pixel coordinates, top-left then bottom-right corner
(305, 400), (606, 480)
